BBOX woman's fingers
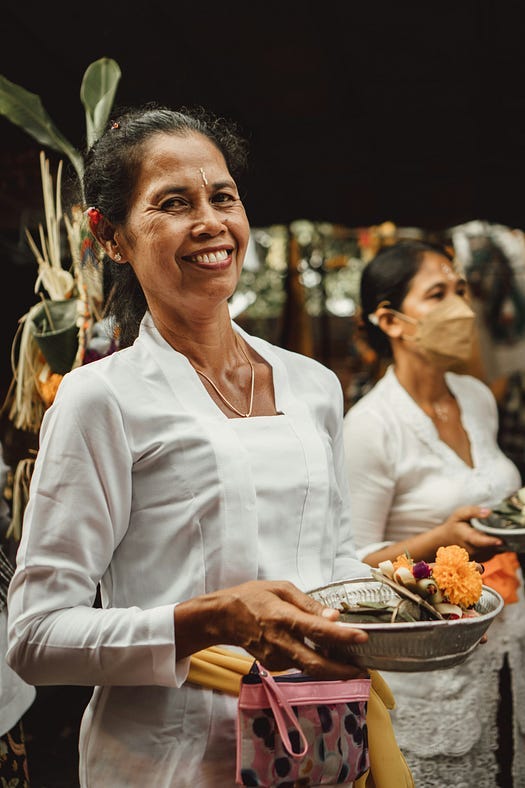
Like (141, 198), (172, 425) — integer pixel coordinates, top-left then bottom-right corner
(441, 519), (503, 559)
(246, 620), (369, 679)
(219, 579), (369, 676)
(450, 504), (491, 522)
(259, 579), (340, 618)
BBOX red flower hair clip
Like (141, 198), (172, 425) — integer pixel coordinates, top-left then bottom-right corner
(86, 207), (102, 229)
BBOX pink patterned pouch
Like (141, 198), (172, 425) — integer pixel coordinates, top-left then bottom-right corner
(236, 662), (370, 787)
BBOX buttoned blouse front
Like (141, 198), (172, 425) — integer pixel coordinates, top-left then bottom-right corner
(7, 313), (366, 787)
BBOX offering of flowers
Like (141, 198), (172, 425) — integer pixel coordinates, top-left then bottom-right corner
(485, 486), (525, 529)
(338, 546), (484, 624)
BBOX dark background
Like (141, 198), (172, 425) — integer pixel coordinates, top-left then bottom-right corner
(4, 1), (525, 230)
(2, 2), (525, 784)
(3, 1), (525, 399)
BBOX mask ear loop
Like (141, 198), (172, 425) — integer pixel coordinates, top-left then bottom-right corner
(368, 300), (391, 326)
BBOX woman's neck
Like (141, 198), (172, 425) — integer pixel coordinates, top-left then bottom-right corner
(393, 355), (451, 411)
(149, 305), (240, 372)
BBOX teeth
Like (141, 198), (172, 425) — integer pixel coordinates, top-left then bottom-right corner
(191, 250), (229, 264)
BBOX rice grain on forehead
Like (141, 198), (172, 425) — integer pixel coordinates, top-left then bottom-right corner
(83, 104), (248, 227)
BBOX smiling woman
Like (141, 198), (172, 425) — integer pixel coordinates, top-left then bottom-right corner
(5, 104), (378, 788)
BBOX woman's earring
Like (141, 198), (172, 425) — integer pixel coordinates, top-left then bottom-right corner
(114, 252), (122, 262)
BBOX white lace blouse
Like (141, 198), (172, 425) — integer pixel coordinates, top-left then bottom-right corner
(343, 365), (525, 787)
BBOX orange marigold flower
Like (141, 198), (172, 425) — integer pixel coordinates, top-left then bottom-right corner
(435, 545), (470, 569)
(433, 546), (483, 607)
(36, 373), (63, 407)
(392, 553), (413, 572)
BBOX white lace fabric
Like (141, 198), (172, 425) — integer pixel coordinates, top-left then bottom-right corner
(385, 622), (525, 786)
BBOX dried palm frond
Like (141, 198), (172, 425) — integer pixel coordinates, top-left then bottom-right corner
(4, 154), (102, 434)
(5, 304), (50, 432)
(64, 205), (104, 325)
(25, 153), (75, 301)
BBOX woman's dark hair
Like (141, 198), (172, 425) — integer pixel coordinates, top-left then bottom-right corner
(360, 239), (454, 358)
(82, 103), (249, 346)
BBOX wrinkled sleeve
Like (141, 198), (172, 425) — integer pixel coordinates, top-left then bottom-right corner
(6, 372), (179, 688)
(343, 405), (396, 561)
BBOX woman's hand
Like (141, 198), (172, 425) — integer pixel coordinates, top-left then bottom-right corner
(436, 505), (503, 562)
(174, 579), (369, 679)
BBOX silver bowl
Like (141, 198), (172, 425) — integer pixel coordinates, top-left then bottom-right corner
(308, 577), (504, 672)
(471, 516), (525, 554)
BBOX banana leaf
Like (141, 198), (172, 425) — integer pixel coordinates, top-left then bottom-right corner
(339, 598), (432, 623)
(0, 75), (84, 184)
(80, 58), (121, 149)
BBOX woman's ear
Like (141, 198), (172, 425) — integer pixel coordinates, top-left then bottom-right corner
(90, 215), (126, 264)
(376, 309), (404, 340)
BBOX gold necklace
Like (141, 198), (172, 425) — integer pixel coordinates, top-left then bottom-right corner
(194, 337), (255, 418)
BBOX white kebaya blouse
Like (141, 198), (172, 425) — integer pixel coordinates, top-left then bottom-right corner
(7, 313), (368, 787)
(343, 365), (525, 788)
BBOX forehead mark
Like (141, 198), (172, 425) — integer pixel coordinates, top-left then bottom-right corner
(441, 262), (456, 280)
(199, 168), (208, 187)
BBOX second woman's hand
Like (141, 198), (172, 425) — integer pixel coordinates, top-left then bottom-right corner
(438, 505), (504, 562)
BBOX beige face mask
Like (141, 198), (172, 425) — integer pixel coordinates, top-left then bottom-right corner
(384, 295), (476, 368)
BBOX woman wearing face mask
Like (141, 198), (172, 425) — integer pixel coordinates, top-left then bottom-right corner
(343, 240), (525, 787)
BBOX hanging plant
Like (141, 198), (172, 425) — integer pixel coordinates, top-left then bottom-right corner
(0, 57), (123, 542)
(1, 57), (122, 420)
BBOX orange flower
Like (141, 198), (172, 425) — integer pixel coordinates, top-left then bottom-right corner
(392, 553), (413, 572)
(432, 545), (483, 607)
(435, 545), (469, 569)
(36, 373), (63, 407)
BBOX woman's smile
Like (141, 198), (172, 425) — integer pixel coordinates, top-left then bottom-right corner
(182, 246), (233, 269)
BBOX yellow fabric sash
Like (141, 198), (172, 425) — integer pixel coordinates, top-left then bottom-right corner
(188, 647), (414, 787)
